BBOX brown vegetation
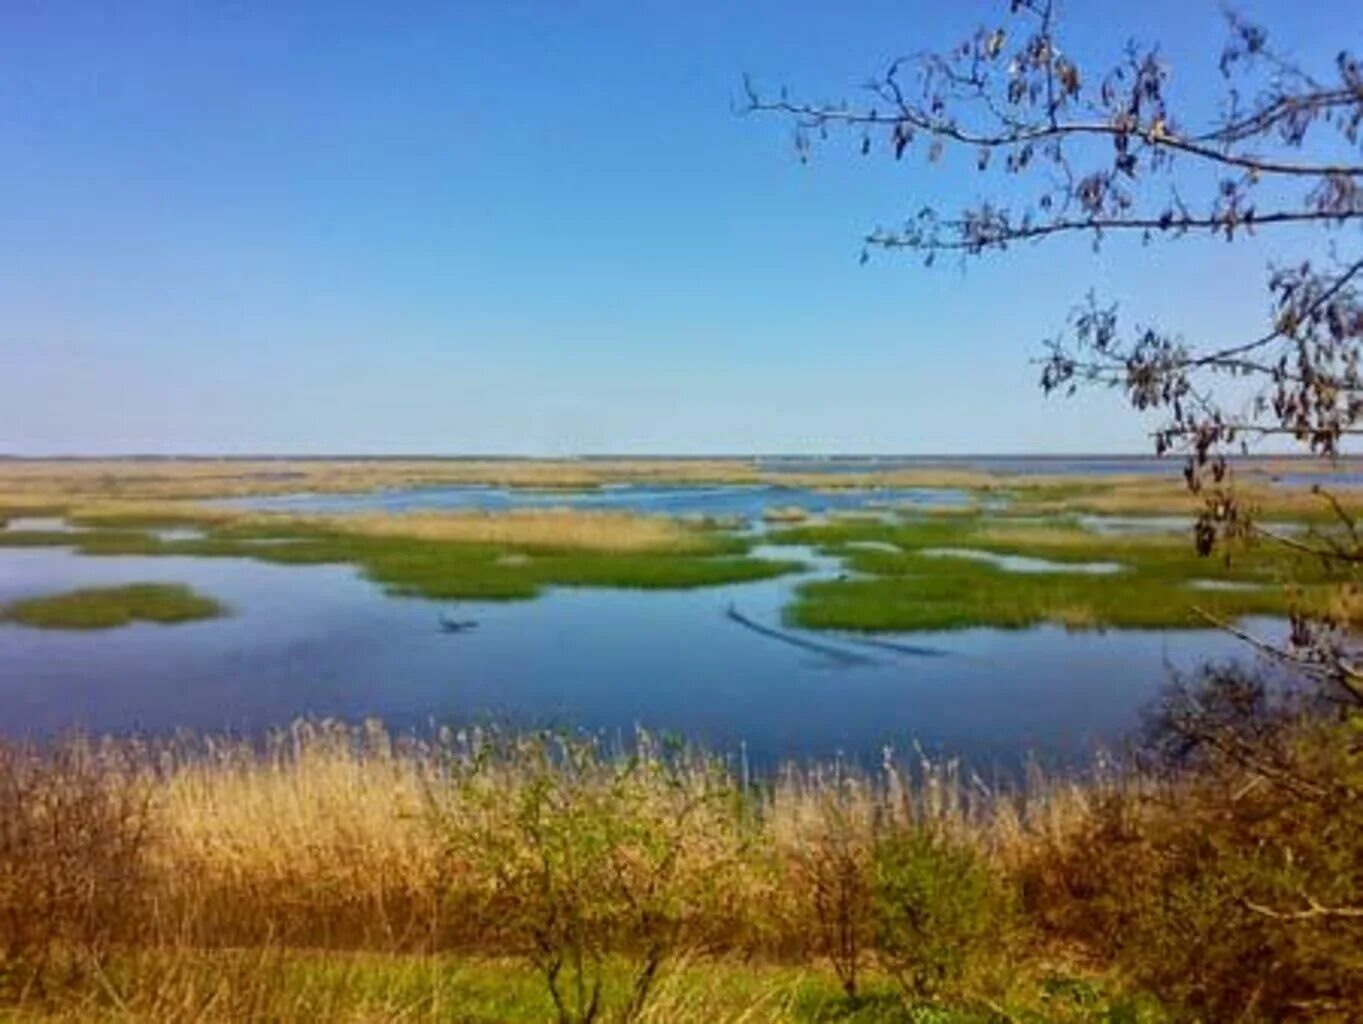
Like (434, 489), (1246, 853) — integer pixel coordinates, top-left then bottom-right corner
(0, 710), (1356, 1021)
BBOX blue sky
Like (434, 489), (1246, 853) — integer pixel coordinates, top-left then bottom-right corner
(0, 0), (1348, 455)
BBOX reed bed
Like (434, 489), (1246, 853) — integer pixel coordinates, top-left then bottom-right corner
(0, 459), (767, 503)
(64, 502), (726, 554)
(0, 723), (1124, 1020)
(5, 458), (1363, 537)
(314, 509), (709, 553)
(2, 717), (1358, 1021)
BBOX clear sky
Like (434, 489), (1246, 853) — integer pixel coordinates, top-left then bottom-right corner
(0, 0), (1349, 455)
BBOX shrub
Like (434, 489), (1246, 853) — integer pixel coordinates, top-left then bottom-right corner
(780, 776), (876, 997)
(429, 732), (747, 1023)
(872, 829), (1015, 1007)
(0, 742), (153, 1000)
(1021, 711), (1363, 1021)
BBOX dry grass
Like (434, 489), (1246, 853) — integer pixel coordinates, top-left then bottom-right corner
(2, 719), (1355, 1020)
(1, 722), (1105, 964)
(130, 724), (1104, 957)
(0, 459), (767, 503)
(59, 501), (717, 554)
(971, 524), (1180, 550)
(317, 509), (708, 553)
(1008, 477), (1363, 520)
(4, 458), (1362, 534)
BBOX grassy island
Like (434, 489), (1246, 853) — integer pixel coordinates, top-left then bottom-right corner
(2, 583), (227, 630)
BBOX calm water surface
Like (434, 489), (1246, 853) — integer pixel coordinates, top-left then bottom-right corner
(0, 537), (1271, 771)
(224, 482), (975, 521)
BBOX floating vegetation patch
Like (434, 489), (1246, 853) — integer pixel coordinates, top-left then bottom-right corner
(2, 583), (227, 630)
(0, 514), (800, 603)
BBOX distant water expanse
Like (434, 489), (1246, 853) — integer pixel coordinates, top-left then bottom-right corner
(225, 482), (976, 521)
(0, 542), (1270, 771)
(752, 453), (1363, 480)
(754, 455), (1174, 476)
(20, 452), (1357, 487)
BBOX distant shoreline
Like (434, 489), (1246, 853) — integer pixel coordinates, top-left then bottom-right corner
(0, 451), (1357, 464)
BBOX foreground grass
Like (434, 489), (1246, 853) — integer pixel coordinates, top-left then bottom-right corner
(3, 950), (1157, 1023)
(772, 515), (1345, 631)
(1, 583), (226, 630)
(4, 719), (1357, 1021)
(0, 724), (1166, 1023)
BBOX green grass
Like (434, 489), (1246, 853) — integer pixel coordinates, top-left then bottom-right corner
(26, 950), (1159, 1023)
(0, 518), (799, 602)
(2, 583), (227, 630)
(771, 515), (1344, 631)
(0, 509), (1337, 631)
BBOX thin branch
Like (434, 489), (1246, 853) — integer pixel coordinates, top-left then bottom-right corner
(1196, 256), (1363, 366)
(868, 210), (1363, 254)
(1243, 895), (1363, 921)
(746, 97), (1363, 178)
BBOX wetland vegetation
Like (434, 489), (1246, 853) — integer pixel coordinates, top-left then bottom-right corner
(5, 0), (1362, 1014)
(3, 462), (1356, 1021)
(771, 515), (1345, 631)
(2, 716), (1358, 1022)
(1, 512), (798, 602)
(1, 582), (226, 630)
(3, 459), (1360, 632)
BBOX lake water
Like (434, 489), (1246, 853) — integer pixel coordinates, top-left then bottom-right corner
(755, 455), (1183, 477)
(223, 482), (976, 521)
(0, 526), (1272, 771)
(754, 455), (1363, 488)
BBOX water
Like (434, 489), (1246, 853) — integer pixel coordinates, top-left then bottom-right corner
(1075, 514), (1190, 535)
(0, 539), (1272, 771)
(1268, 471), (1363, 489)
(756, 455), (1183, 477)
(919, 548), (1125, 575)
(755, 454), (1363, 485)
(222, 482), (973, 522)
(4, 517), (80, 533)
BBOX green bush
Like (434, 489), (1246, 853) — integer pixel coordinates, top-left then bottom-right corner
(872, 831), (1014, 1006)
(429, 733), (749, 1024)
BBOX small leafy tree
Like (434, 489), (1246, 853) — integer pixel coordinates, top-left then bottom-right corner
(428, 731), (741, 1024)
(872, 829), (1013, 1007)
(782, 772), (876, 997)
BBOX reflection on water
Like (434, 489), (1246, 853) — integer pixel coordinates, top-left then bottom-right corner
(0, 543), (1275, 772)
(3, 517), (80, 533)
(919, 547), (1124, 575)
(1075, 514), (1190, 535)
(1269, 471), (1363, 489)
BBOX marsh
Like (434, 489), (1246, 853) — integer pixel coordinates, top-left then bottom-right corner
(1, 457), (1328, 769)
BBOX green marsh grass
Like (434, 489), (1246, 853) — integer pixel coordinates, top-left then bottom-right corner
(0, 507), (1340, 629)
(0, 516), (800, 602)
(772, 515), (1343, 631)
(1, 583), (226, 630)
